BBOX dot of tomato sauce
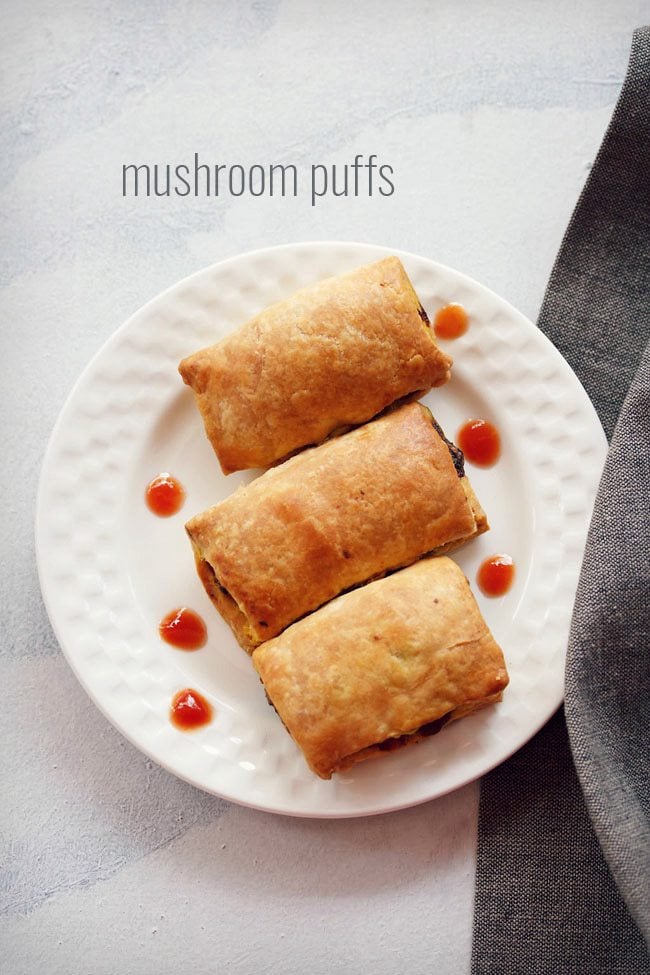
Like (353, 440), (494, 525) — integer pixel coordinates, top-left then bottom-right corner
(477, 554), (515, 597)
(159, 607), (207, 650)
(170, 689), (213, 730)
(145, 473), (186, 517)
(457, 419), (501, 467)
(434, 303), (469, 340)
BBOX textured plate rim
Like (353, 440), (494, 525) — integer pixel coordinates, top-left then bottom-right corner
(35, 240), (607, 818)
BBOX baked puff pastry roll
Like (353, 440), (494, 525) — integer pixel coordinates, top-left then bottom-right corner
(185, 402), (488, 652)
(253, 556), (509, 779)
(178, 257), (452, 474)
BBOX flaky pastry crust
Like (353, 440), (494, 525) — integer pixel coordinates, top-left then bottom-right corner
(178, 257), (452, 474)
(252, 556), (509, 779)
(185, 403), (487, 650)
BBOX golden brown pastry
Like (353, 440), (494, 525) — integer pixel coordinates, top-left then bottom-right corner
(178, 257), (452, 474)
(185, 402), (488, 651)
(253, 556), (509, 779)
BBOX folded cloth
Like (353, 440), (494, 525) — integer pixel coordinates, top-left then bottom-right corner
(472, 708), (647, 974)
(472, 26), (650, 972)
(565, 343), (650, 942)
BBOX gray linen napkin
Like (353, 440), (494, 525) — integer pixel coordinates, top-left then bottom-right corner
(472, 26), (650, 974)
(565, 342), (650, 942)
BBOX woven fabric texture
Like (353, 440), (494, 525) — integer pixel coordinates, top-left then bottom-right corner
(472, 26), (650, 974)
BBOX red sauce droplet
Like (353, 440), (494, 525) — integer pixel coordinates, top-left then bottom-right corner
(434, 303), (469, 340)
(159, 608), (207, 650)
(170, 688), (213, 730)
(477, 554), (515, 597)
(145, 473), (185, 517)
(457, 419), (501, 467)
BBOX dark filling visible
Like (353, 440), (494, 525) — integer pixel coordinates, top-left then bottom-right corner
(417, 303), (431, 325)
(202, 559), (230, 599)
(428, 415), (465, 478)
(264, 687), (293, 734)
(377, 712), (452, 751)
(204, 561), (269, 628)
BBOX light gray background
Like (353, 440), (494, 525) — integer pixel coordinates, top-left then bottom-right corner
(1, 2), (646, 973)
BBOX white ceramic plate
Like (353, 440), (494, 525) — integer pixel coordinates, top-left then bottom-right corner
(36, 242), (606, 817)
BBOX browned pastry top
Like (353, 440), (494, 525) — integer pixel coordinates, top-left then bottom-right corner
(253, 556), (509, 779)
(185, 403), (486, 648)
(179, 257), (452, 473)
